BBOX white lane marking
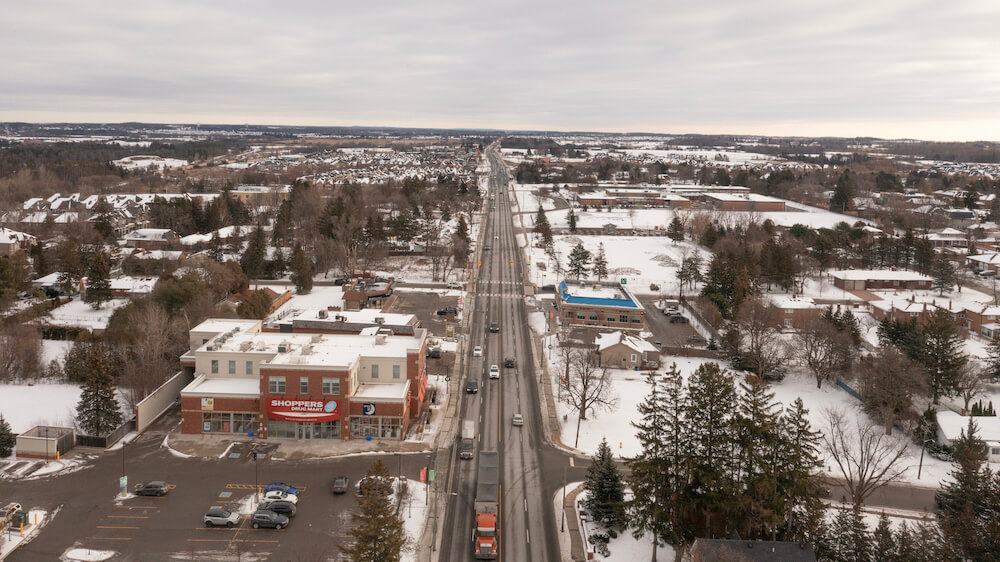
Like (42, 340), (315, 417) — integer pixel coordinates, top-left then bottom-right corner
(569, 457), (575, 467)
(526, 528), (530, 544)
(523, 498), (527, 512)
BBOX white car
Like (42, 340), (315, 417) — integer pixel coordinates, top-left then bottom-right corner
(262, 490), (298, 504)
(489, 365), (500, 379)
(473, 346), (483, 357)
(512, 413), (524, 426)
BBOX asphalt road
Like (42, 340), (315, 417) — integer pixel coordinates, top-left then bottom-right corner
(2, 416), (431, 561)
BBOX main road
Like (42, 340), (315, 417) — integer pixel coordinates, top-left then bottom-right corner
(438, 144), (582, 561)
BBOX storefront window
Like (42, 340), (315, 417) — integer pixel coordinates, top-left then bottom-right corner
(349, 416), (401, 440)
(202, 412), (255, 434)
(268, 420), (341, 440)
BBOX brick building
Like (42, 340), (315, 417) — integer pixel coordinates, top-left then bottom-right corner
(557, 280), (645, 330)
(830, 269), (933, 291)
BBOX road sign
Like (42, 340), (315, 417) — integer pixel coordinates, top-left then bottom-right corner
(620, 278), (627, 285)
(429, 469), (435, 482)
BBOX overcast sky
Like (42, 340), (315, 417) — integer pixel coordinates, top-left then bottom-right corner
(3, 1), (1000, 141)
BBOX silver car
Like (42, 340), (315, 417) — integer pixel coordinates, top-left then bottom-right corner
(204, 507), (241, 528)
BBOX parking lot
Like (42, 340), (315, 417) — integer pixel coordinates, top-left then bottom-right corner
(636, 295), (707, 349)
(388, 290), (461, 337)
(2, 427), (431, 561)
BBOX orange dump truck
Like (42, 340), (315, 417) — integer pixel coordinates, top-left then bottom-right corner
(473, 450), (499, 559)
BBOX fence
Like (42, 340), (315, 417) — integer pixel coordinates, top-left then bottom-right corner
(835, 378), (863, 402)
(77, 418), (135, 448)
(135, 371), (191, 433)
(15, 426), (75, 459)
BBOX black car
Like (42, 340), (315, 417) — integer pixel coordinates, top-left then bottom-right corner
(489, 322), (499, 333)
(332, 476), (350, 494)
(504, 357), (515, 368)
(259, 500), (296, 517)
(250, 510), (289, 529)
(437, 307), (457, 316)
(465, 381), (479, 394)
(333, 278), (348, 285)
(668, 314), (689, 324)
(134, 481), (169, 496)
(540, 284), (556, 292)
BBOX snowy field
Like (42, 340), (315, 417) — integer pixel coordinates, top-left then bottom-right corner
(41, 297), (129, 331)
(0, 383), (81, 433)
(111, 155), (188, 170)
(41, 338), (73, 366)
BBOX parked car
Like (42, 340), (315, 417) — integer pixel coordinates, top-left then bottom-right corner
(483, 243), (491, 251)
(259, 500), (296, 517)
(512, 413), (524, 427)
(489, 365), (500, 379)
(262, 490), (297, 504)
(504, 356), (515, 368)
(134, 481), (169, 497)
(437, 307), (457, 316)
(489, 322), (499, 333)
(466, 381), (479, 394)
(264, 482), (299, 495)
(668, 314), (689, 324)
(473, 346), (483, 357)
(540, 284), (556, 292)
(332, 476), (350, 494)
(427, 346), (442, 358)
(447, 282), (463, 289)
(204, 507), (241, 528)
(250, 510), (289, 529)
(333, 278), (348, 286)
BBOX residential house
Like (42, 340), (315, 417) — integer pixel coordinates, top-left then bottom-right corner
(122, 228), (179, 250)
(937, 411), (1000, 463)
(595, 331), (659, 369)
(0, 227), (36, 256)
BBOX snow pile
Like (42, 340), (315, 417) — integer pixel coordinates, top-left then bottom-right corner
(61, 547), (117, 561)
(400, 480), (430, 562)
(160, 435), (194, 458)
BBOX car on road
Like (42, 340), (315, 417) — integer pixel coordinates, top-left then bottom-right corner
(332, 476), (350, 494)
(262, 490), (297, 504)
(473, 346), (483, 357)
(504, 356), (515, 368)
(264, 482), (299, 495)
(489, 322), (499, 333)
(466, 381), (479, 393)
(489, 365), (500, 379)
(204, 507), (241, 528)
(259, 500), (296, 517)
(668, 314), (689, 324)
(250, 510), (289, 529)
(483, 243), (491, 251)
(134, 481), (169, 496)
(436, 307), (457, 316)
(512, 413), (524, 426)
(447, 282), (463, 289)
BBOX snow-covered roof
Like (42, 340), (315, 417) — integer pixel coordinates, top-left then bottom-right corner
(596, 331), (658, 353)
(123, 228), (175, 241)
(181, 374), (261, 398)
(0, 227), (35, 245)
(353, 382), (409, 401)
(937, 411), (1000, 444)
(830, 269), (932, 281)
(769, 295), (816, 309)
(32, 272), (63, 287)
(968, 253), (1000, 265)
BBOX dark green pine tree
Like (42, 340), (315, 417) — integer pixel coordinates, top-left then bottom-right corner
(683, 362), (737, 538)
(583, 437), (625, 528)
(340, 459), (406, 562)
(931, 256), (955, 296)
(666, 216), (684, 244)
(920, 308), (968, 404)
(567, 208), (578, 233)
(985, 336), (1000, 382)
(733, 375), (783, 539)
(75, 345), (122, 436)
(592, 243), (609, 282)
(778, 398), (824, 540)
(240, 223), (267, 279)
(935, 417), (997, 560)
(871, 513), (897, 560)
(828, 506), (871, 562)
(567, 243), (591, 280)
(533, 207), (553, 249)
(84, 251), (112, 309)
(0, 414), (14, 457)
(289, 243), (314, 294)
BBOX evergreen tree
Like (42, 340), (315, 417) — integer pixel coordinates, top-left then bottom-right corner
(238, 289), (272, 320)
(340, 459), (406, 562)
(829, 170), (855, 213)
(84, 251), (112, 309)
(583, 437), (625, 528)
(828, 506), (871, 562)
(75, 344), (122, 436)
(567, 208), (578, 233)
(935, 417), (997, 560)
(0, 414), (14, 457)
(734, 375), (783, 538)
(872, 513), (897, 559)
(289, 243), (314, 294)
(666, 216), (684, 244)
(592, 243), (608, 282)
(567, 243), (591, 280)
(986, 336), (1000, 382)
(240, 224), (267, 279)
(931, 256), (955, 296)
(533, 207), (553, 249)
(921, 308), (968, 404)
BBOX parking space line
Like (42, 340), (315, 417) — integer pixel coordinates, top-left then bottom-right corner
(96, 526), (140, 529)
(115, 505), (158, 510)
(86, 537), (133, 541)
(107, 515), (149, 519)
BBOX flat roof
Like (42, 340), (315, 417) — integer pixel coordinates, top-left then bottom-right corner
(181, 375), (260, 398)
(281, 308), (416, 326)
(703, 192), (785, 202)
(353, 382), (409, 401)
(192, 318), (262, 334)
(559, 280), (640, 309)
(198, 329), (424, 368)
(830, 269), (932, 281)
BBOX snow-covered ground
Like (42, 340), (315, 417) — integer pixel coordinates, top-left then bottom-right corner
(41, 298), (129, 331)
(0, 509), (51, 559)
(561, 485), (675, 562)
(41, 339), (73, 366)
(112, 155), (188, 170)
(263, 284), (345, 321)
(0, 383), (81, 433)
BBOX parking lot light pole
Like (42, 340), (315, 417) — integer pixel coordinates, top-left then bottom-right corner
(253, 451), (259, 500)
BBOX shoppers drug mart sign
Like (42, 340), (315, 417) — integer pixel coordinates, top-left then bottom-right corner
(267, 398), (340, 422)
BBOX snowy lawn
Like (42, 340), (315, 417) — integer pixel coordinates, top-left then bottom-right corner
(41, 298), (129, 331)
(0, 383), (81, 433)
(40, 339), (73, 366)
(568, 486), (676, 562)
(262, 284), (345, 319)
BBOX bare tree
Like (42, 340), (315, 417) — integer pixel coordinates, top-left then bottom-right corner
(734, 299), (790, 381)
(0, 324), (43, 383)
(564, 350), (618, 448)
(857, 348), (926, 435)
(955, 362), (986, 413)
(119, 302), (185, 410)
(796, 316), (853, 389)
(823, 408), (910, 506)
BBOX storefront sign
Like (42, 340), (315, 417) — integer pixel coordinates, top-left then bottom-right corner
(363, 403), (376, 416)
(201, 398), (214, 411)
(267, 398), (340, 422)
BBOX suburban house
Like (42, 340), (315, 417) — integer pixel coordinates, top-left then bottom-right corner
(178, 318), (428, 441)
(0, 227), (36, 256)
(922, 227), (968, 249)
(229, 184), (293, 207)
(557, 280), (645, 330)
(937, 411), (1000, 463)
(967, 252), (1000, 274)
(687, 539), (816, 562)
(830, 269), (933, 291)
(768, 295), (822, 330)
(122, 228), (180, 250)
(343, 278), (395, 311)
(596, 331), (659, 369)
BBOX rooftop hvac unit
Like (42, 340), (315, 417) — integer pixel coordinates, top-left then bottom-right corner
(277, 344), (288, 353)
(375, 334), (387, 345)
(318, 309), (328, 319)
(375, 317), (385, 324)
(206, 345), (216, 351)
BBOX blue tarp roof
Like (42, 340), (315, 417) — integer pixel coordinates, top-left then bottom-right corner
(559, 280), (639, 309)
